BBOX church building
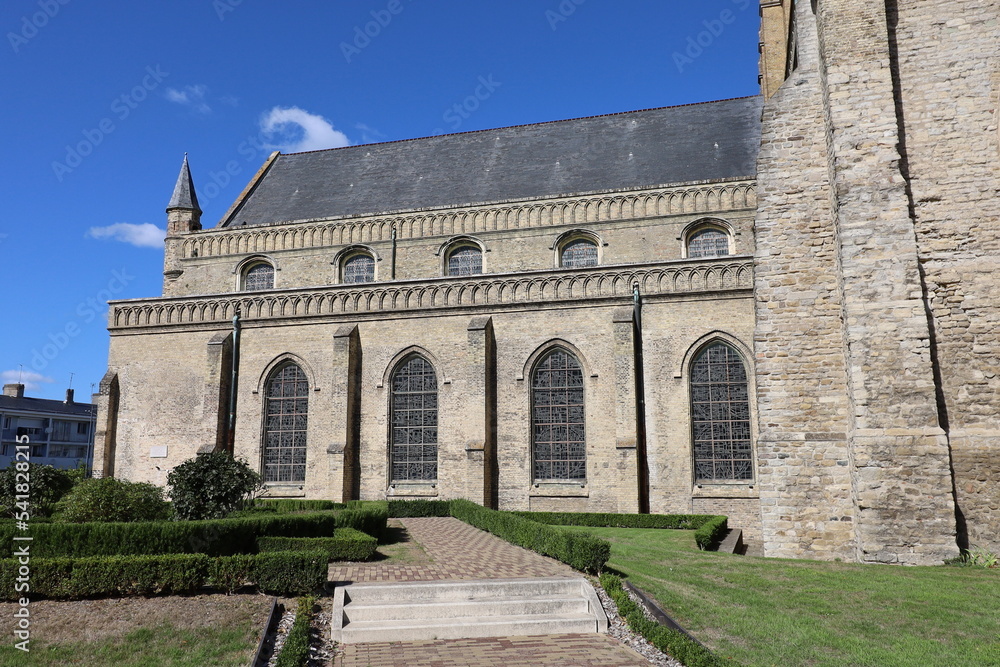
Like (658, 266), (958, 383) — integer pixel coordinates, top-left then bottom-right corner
(95, 1), (1000, 565)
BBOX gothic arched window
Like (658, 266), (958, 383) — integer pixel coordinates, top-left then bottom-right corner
(447, 245), (483, 276)
(343, 253), (375, 284)
(243, 262), (275, 291)
(560, 239), (599, 268)
(262, 362), (309, 483)
(531, 348), (586, 481)
(687, 228), (731, 259)
(390, 355), (438, 482)
(690, 343), (753, 481)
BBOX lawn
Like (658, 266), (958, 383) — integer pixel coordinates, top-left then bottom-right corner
(556, 526), (1000, 667)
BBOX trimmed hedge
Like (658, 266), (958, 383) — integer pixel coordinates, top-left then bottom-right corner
(388, 499), (452, 517)
(601, 573), (735, 667)
(0, 507), (387, 558)
(449, 499), (609, 573)
(514, 511), (729, 551)
(275, 596), (317, 667)
(0, 550), (327, 600)
(254, 499), (346, 513)
(257, 527), (377, 562)
(692, 515), (728, 551)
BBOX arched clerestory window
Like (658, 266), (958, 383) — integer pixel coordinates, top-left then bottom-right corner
(446, 245), (483, 276)
(389, 355), (438, 482)
(531, 348), (586, 481)
(243, 261), (275, 291)
(690, 342), (752, 481)
(262, 362), (309, 483)
(560, 239), (599, 268)
(342, 252), (375, 284)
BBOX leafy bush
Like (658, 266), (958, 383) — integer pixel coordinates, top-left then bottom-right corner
(167, 452), (262, 520)
(257, 527), (378, 562)
(952, 546), (1000, 569)
(253, 499), (345, 513)
(0, 463), (75, 518)
(388, 499), (452, 517)
(0, 550), (327, 600)
(600, 573), (733, 667)
(56, 477), (171, 523)
(449, 499), (609, 573)
(275, 596), (318, 667)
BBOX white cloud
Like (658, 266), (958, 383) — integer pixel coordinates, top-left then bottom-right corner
(86, 223), (166, 248)
(260, 106), (350, 153)
(166, 84), (211, 114)
(1, 370), (55, 392)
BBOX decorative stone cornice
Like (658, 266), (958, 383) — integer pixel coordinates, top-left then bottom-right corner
(182, 180), (756, 260)
(110, 257), (753, 332)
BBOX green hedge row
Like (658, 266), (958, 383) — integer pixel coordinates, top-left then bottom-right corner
(513, 511), (721, 531)
(275, 596), (317, 667)
(692, 515), (728, 551)
(449, 499), (609, 573)
(0, 508), (387, 558)
(257, 527), (377, 562)
(0, 550), (327, 600)
(600, 573), (735, 667)
(254, 499), (346, 513)
(388, 499), (452, 517)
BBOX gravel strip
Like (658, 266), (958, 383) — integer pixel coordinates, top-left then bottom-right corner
(308, 603), (337, 666)
(595, 582), (684, 667)
(265, 605), (296, 667)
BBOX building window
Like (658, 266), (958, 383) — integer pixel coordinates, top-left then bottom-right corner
(243, 262), (274, 291)
(77, 422), (89, 435)
(690, 343), (753, 481)
(390, 355), (438, 482)
(262, 362), (308, 483)
(531, 348), (586, 481)
(560, 239), (598, 268)
(687, 228), (730, 259)
(342, 253), (375, 284)
(447, 245), (482, 276)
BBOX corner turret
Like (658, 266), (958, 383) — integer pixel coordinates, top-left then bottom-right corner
(163, 154), (202, 295)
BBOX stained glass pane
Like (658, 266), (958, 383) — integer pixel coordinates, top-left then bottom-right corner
(244, 263), (274, 291)
(262, 363), (308, 483)
(390, 356), (438, 481)
(688, 229), (730, 259)
(447, 246), (482, 276)
(690, 343), (753, 481)
(343, 254), (375, 284)
(532, 349), (586, 481)
(561, 240), (598, 268)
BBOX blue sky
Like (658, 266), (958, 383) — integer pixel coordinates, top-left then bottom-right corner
(0, 0), (760, 401)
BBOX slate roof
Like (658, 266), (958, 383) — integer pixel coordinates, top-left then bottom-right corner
(0, 395), (95, 418)
(220, 96), (763, 228)
(168, 154), (202, 214)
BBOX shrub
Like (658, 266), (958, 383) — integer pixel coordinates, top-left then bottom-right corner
(257, 527), (378, 562)
(275, 596), (318, 667)
(449, 499), (609, 573)
(167, 452), (262, 520)
(0, 463), (75, 518)
(600, 573), (733, 667)
(388, 499), (452, 517)
(0, 550), (327, 600)
(693, 515), (728, 551)
(253, 499), (345, 513)
(336, 507), (388, 540)
(514, 511), (720, 531)
(56, 477), (171, 523)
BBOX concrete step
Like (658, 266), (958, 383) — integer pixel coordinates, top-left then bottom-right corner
(331, 577), (607, 643)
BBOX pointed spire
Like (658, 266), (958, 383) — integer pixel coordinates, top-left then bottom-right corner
(166, 153), (202, 214)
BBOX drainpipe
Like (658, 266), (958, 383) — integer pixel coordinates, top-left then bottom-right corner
(227, 309), (241, 454)
(633, 283), (650, 513)
(390, 224), (397, 280)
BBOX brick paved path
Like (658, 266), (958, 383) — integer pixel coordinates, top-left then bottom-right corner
(329, 516), (578, 584)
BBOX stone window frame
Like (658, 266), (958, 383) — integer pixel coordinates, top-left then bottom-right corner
(551, 229), (605, 269)
(332, 245), (380, 285)
(260, 359), (310, 485)
(234, 254), (279, 292)
(387, 353), (440, 486)
(436, 235), (488, 277)
(680, 218), (735, 260)
(677, 332), (757, 487)
(254, 353), (316, 491)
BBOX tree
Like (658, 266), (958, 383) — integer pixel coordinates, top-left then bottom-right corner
(167, 451), (262, 520)
(0, 463), (74, 518)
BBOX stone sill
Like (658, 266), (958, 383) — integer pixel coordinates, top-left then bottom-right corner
(691, 484), (758, 499)
(386, 484), (439, 498)
(530, 483), (589, 498)
(261, 485), (306, 498)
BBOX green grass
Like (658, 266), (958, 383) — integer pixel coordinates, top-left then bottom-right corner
(556, 526), (1000, 667)
(0, 624), (256, 666)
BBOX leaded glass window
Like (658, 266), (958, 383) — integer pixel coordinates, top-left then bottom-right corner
(532, 349), (586, 481)
(447, 246), (482, 276)
(688, 229), (730, 259)
(263, 362), (308, 483)
(390, 356), (438, 482)
(690, 343), (752, 481)
(561, 239), (598, 268)
(244, 263), (274, 291)
(343, 253), (375, 284)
